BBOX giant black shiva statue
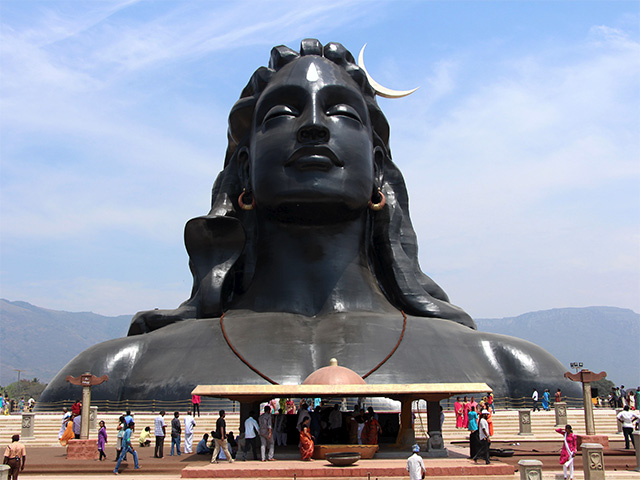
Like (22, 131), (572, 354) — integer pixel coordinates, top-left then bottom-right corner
(40, 40), (579, 402)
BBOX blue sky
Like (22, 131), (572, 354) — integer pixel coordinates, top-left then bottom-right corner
(1, 1), (638, 320)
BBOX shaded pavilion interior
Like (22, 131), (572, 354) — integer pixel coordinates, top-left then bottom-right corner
(192, 360), (491, 448)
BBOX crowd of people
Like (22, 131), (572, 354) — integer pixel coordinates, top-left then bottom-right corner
(0, 394), (36, 415)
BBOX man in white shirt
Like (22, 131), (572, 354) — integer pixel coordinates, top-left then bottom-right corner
(183, 409), (197, 453)
(472, 410), (491, 464)
(242, 411), (259, 461)
(406, 443), (426, 480)
(154, 410), (166, 458)
(532, 389), (540, 412)
(617, 405), (639, 449)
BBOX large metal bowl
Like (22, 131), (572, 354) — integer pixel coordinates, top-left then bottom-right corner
(325, 451), (361, 466)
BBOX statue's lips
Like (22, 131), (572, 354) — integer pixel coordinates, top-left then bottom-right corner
(285, 146), (344, 171)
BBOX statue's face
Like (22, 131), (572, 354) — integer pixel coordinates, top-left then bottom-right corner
(249, 56), (374, 219)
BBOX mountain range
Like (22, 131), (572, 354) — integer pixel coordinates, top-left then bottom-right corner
(1, 299), (638, 388)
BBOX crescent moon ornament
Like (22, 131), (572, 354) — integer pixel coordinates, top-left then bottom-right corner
(358, 44), (419, 99)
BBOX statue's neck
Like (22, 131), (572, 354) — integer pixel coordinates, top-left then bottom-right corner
(235, 212), (396, 315)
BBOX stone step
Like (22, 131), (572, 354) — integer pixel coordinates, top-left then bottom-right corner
(0, 409), (625, 447)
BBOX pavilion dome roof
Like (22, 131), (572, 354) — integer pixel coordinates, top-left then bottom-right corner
(302, 358), (366, 385)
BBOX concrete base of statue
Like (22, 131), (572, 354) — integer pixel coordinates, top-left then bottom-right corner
(66, 439), (98, 460)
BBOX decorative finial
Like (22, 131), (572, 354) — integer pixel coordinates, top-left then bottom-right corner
(329, 358), (338, 366)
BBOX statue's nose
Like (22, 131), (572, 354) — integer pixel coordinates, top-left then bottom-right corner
(297, 124), (330, 143)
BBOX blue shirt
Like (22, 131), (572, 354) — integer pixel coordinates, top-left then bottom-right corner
(122, 427), (133, 448)
(467, 411), (478, 431)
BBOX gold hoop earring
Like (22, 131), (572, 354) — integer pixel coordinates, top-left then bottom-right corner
(369, 189), (386, 211)
(238, 189), (255, 211)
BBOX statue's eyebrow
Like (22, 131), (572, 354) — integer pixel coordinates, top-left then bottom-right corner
(255, 85), (309, 122)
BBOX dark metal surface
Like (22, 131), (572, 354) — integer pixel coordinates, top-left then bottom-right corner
(40, 40), (580, 405)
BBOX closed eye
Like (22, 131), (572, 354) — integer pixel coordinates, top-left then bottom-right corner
(326, 104), (362, 123)
(263, 105), (298, 123)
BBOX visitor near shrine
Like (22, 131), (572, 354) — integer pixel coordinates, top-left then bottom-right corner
(97, 420), (107, 461)
(617, 405), (640, 449)
(258, 405), (274, 461)
(406, 443), (426, 480)
(210, 410), (233, 464)
(555, 424), (577, 480)
(153, 410), (166, 458)
(3, 434), (26, 480)
(242, 411), (259, 460)
(184, 409), (196, 453)
(113, 421), (140, 475)
(170, 411), (181, 456)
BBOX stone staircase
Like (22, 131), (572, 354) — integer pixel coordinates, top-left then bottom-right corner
(0, 408), (623, 447)
(0, 412), (241, 447)
(416, 408), (623, 442)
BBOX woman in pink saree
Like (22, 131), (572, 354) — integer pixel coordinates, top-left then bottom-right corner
(454, 397), (464, 428)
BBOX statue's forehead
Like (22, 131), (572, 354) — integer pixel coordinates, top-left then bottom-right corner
(262, 56), (362, 97)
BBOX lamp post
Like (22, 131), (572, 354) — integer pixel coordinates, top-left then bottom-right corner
(570, 362), (583, 373)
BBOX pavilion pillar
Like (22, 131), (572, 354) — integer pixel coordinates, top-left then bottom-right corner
(395, 397), (415, 448)
(425, 400), (447, 457)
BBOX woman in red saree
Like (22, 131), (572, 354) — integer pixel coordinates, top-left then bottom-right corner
(299, 417), (314, 461)
(454, 397), (463, 428)
(362, 413), (382, 445)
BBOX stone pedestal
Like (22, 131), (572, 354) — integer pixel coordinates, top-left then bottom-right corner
(518, 459), (542, 480)
(582, 443), (605, 480)
(634, 431), (640, 472)
(0, 464), (10, 480)
(518, 409), (533, 435)
(67, 439), (98, 460)
(554, 401), (567, 427)
(89, 406), (98, 432)
(21, 412), (35, 439)
(615, 408), (623, 433)
(425, 430), (448, 458)
(578, 434), (609, 449)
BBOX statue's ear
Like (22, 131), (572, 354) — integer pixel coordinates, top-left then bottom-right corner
(237, 146), (251, 187)
(373, 146), (385, 187)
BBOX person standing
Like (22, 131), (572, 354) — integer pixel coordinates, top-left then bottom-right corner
(555, 425), (577, 480)
(259, 405), (275, 462)
(532, 389), (540, 412)
(406, 443), (426, 480)
(114, 422), (140, 475)
(454, 397), (463, 428)
(274, 408), (287, 446)
(184, 409), (196, 454)
(97, 421), (107, 461)
(72, 414), (82, 439)
(555, 389), (562, 404)
(462, 396), (470, 428)
(58, 408), (71, 440)
(617, 405), (640, 449)
(472, 410), (491, 465)
(487, 392), (495, 413)
(170, 411), (181, 456)
(467, 405), (479, 458)
(299, 417), (314, 461)
(3, 434), (26, 480)
(211, 410), (234, 464)
(154, 410), (166, 458)
(542, 389), (551, 411)
(328, 404), (343, 443)
(191, 394), (201, 417)
(242, 411), (259, 460)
